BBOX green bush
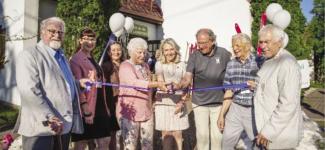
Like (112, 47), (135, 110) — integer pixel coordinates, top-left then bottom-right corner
(56, 0), (120, 60)
(0, 104), (18, 128)
(310, 80), (325, 88)
(316, 139), (325, 150)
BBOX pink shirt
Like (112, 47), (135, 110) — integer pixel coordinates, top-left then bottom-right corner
(116, 61), (152, 121)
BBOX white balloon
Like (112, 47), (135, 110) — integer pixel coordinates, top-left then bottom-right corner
(273, 10), (291, 29)
(109, 13), (125, 33)
(124, 17), (134, 33)
(114, 28), (125, 38)
(282, 32), (289, 48)
(266, 3), (283, 22)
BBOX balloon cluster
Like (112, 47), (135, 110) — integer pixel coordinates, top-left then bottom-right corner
(265, 3), (291, 48)
(109, 13), (135, 38)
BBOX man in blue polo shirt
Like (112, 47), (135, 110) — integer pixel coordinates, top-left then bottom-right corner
(176, 28), (231, 150)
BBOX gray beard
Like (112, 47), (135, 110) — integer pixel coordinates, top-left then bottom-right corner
(49, 41), (62, 49)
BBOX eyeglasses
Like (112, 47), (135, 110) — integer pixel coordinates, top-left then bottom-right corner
(258, 39), (274, 45)
(47, 29), (64, 35)
(197, 41), (210, 45)
(81, 37), (96, 42)
(110, 41), (121, 45)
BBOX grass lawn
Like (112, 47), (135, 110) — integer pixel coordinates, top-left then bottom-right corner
(0, 102), (18, 131)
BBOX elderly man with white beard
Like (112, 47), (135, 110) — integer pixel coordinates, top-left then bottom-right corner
(15, 17), (90, 150)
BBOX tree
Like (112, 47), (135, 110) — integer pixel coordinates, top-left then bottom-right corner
(307, 0), (325, 82)
(56, 0), (120, 60)
(0, 26), (6, 69)
(250, 0), (310, 60)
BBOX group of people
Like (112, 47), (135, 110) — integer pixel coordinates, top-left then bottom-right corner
(15, 16), (303, 150)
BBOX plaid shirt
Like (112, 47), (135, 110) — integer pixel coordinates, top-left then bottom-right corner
(223, 54), (259, 106)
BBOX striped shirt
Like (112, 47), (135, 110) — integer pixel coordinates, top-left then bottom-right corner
(223, 54), (259, 106)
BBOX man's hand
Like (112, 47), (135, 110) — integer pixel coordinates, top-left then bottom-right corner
(173, 72), (192, 90)
(217, 116), (225, 133)
(247, 80), (256, 90)
(48, 116), (63, 134)
(256, 133), (269, 148)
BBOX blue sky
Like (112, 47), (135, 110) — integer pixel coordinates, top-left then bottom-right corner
(301, 0), (314, 22)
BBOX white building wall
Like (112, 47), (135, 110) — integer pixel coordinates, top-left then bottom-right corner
(0, 0), (25, 105)
(0, 0), (40, 105)
(23, 0), (39, 53)
(160, 0), (252, 61)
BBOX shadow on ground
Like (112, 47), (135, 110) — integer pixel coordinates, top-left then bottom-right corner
(302, 102), (325, 117)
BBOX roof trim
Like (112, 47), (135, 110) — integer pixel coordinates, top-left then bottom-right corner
(119, 8), (164, 24)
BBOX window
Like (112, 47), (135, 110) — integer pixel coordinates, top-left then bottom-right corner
(147, 40), (160, 57)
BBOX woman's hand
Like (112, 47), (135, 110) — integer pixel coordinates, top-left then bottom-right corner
(78, 70), (96, 88)
(172, 82), (182, 90)
(174, 100), (185, 114)
(155, 81), (168, 92)
(81, 103), (94, 124)
(84, 114), (94, 125)
(88, 70), (96, 81)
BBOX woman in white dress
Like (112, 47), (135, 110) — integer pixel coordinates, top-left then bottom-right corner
(155, 38), (189, 150)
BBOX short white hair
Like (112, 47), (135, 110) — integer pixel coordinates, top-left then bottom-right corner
(40, 17), (65, 33)
(258, 24), (284, 44)
(127, 37), (148, 55)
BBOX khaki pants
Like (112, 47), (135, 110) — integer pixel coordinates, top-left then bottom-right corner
(222, 103), (255, 150)
(192, 103), (222, 150)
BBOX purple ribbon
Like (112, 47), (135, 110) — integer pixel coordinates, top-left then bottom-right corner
(84, 82), (248, 93)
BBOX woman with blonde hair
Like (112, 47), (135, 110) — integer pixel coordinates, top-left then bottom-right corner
(155, 38), (189, 150)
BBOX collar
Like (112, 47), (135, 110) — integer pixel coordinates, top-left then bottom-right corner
(77, 49), (92, 60)
(266, 48), (284, 61)
(235, 53), (254, 64)
(40, 40), (63, 58)
(201, 46), (216, 57)
(274, 48), (284, 59)
(127, 59), (143, 68)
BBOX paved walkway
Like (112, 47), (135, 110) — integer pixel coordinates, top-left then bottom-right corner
(303, 88), (325, 122)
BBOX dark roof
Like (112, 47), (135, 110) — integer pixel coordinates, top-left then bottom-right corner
(119, 0), (163, 25)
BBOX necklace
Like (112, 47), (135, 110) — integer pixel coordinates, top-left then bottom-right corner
(164, 63), (176, 77)
(127, 60), (149, 81)
(138, 65), (149, 81)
